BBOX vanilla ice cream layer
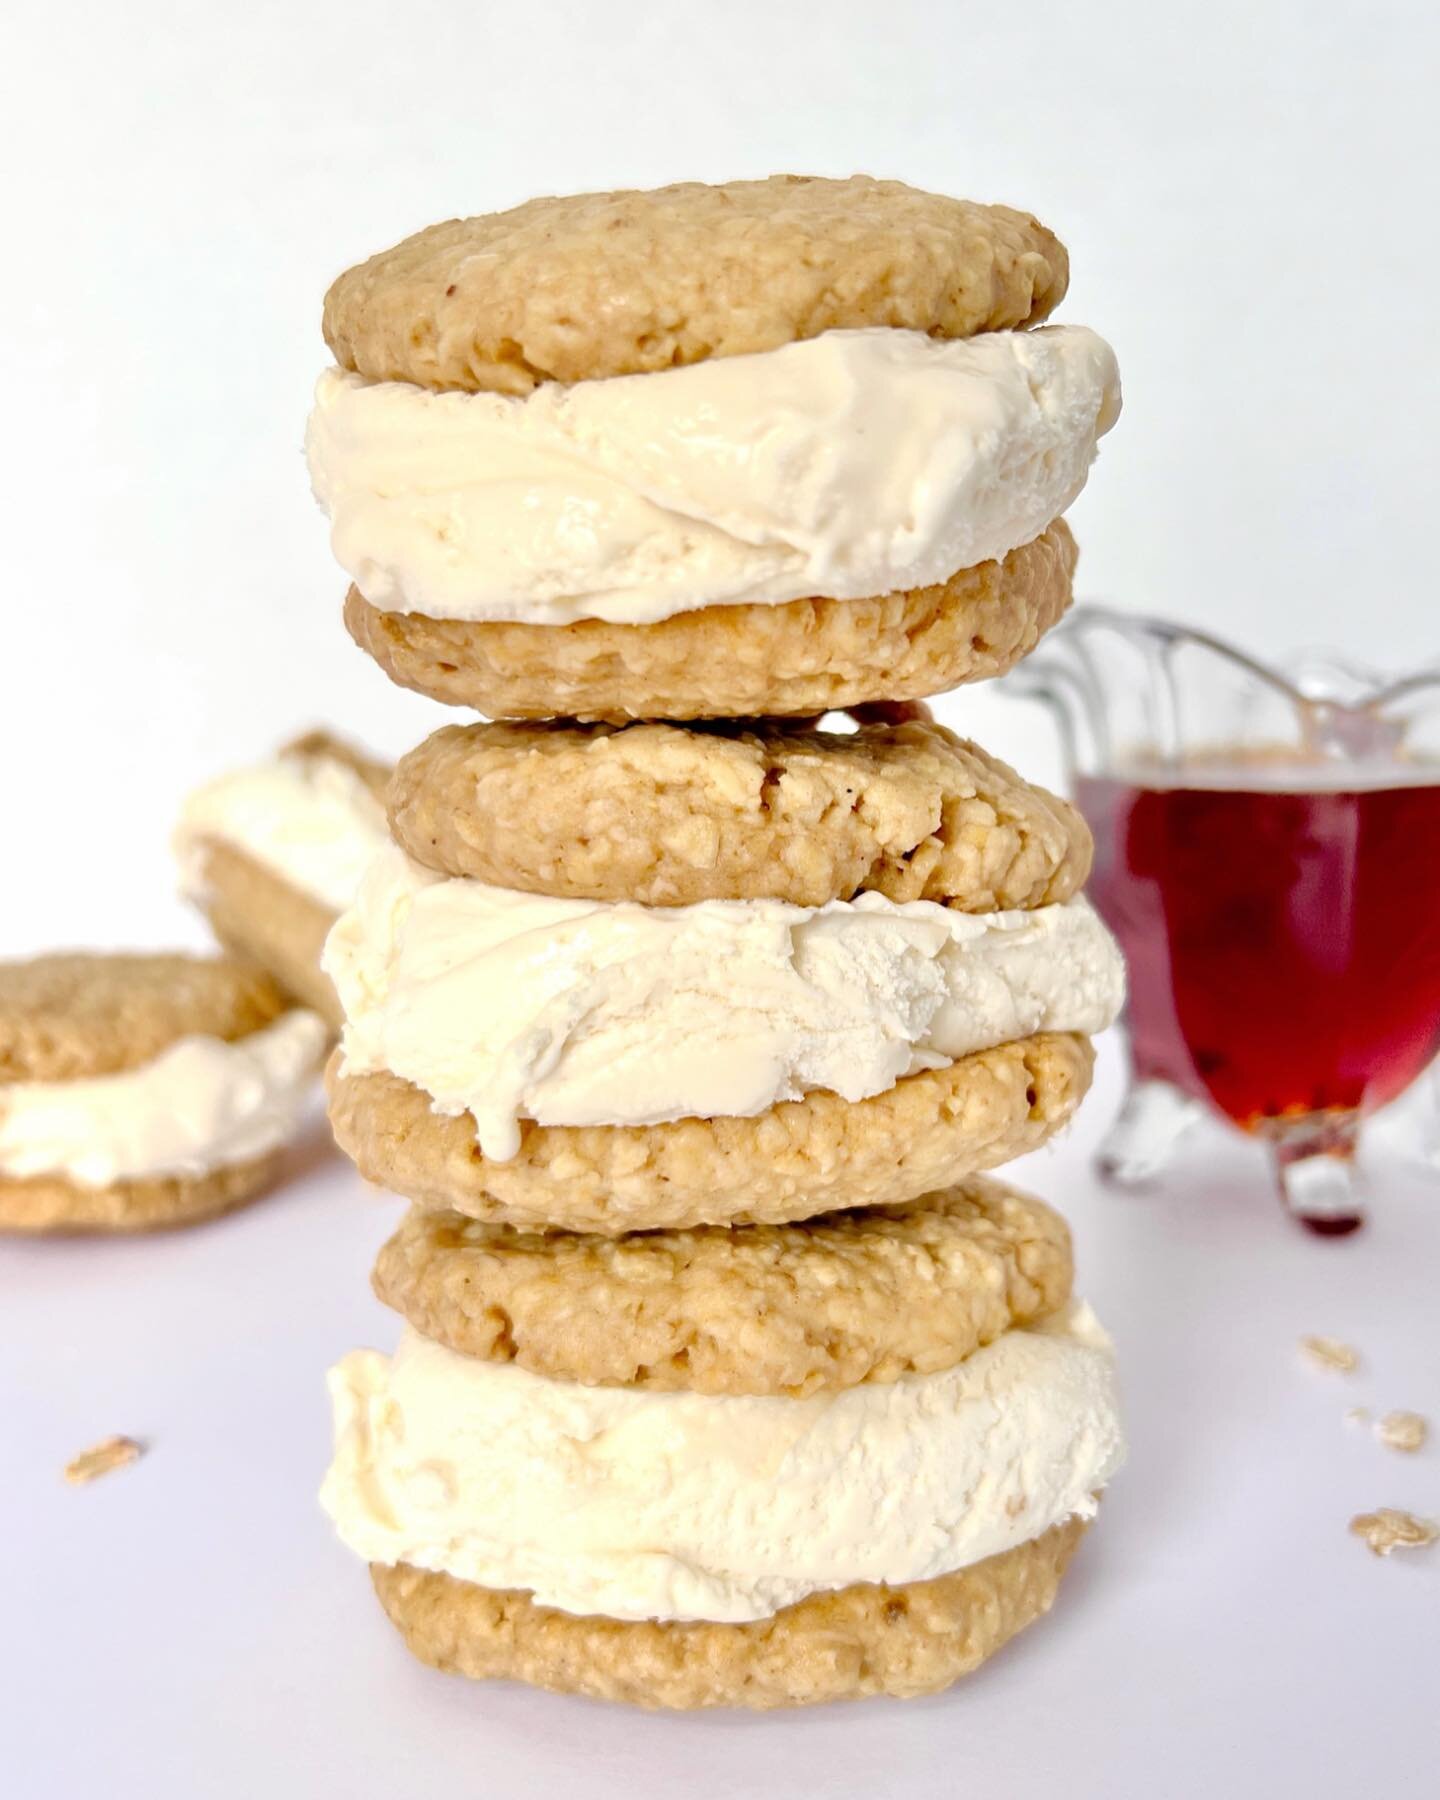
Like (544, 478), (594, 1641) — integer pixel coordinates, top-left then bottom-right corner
(324, 846), (1125, 1161)
(0, 1010), (328, 1186)
(305, 325), (1121, 626)
(176, 750), (390, 914)
(321, 1300), (1123, 1623)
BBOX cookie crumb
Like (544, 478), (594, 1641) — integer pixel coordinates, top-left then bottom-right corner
(1344, 1406), (1370, 1427)
(64, 1434), (143, 1485)
(1349, 1508), (1438, 1557)
(1299, 1334), (1359, 1373)
(1375, 1411), (1428, 1455)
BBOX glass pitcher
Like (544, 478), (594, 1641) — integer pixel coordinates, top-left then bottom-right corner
(1006, 606), (1440, 1234)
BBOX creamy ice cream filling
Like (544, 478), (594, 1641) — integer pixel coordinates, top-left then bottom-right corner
(176, 748), (391, 914)
(0, 1010), (328, 1186)
(305, 324), (1121, 627)
(321, 1301), (1124, 1623)
(323, 846), (1125, 1161)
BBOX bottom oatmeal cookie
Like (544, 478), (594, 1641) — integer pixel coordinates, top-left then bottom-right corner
(327, 1031), (1094, 1234)
(0, 1151), (284, 1235)
(342, 520), (1076, 721)
(369, 1518), (1088, 1710)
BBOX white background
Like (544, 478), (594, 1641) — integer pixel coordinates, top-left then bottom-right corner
(2, 3), (1439, 1794)
(4, 0), (1439, 948)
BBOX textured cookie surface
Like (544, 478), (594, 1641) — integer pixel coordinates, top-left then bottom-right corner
(370, 1517), (1085, 1709)
(323, 175), (1068, 396)
(0, 1152), (281, 1235)
(390, 715), (1090, 910)
(327, 1033), (1093, 1234)
(0, 953), (290, 1083)
(374, 1176), (1072, 1396)
(343, 518), (1076, 721)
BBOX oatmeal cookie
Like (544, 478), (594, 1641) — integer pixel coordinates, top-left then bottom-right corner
(0, 1153), (283, 1235)
(342, 519), (1075, 721)
(369, 1517), (1086, 1709)
(373, 1175), (1072, 1396)
(388, 715), (1089, 909)
(0, 952), (288, 1082)
(326, 1032), (1094, 1234)
(188, 840), (344, 1028)
(323, 175), (1067, 396)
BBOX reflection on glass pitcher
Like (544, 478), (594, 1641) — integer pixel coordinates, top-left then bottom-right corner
(1007, 606), (1440, 1234)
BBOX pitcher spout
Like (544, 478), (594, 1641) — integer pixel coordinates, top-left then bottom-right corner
(1007, 603), (1440, 782)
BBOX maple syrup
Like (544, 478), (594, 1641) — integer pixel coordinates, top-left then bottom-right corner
(1078, 773), (1440, 1134)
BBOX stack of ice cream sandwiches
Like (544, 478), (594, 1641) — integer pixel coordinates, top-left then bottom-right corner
(310, 174), (1128, 1708)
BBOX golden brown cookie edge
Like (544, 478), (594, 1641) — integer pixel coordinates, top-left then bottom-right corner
(341, 519), (1076, 722)
(187, 838), (344, 1029)
(387, 716), (1091, 911)
(326, 1032), (1095, 1234)
(323, 175), (1068, 395)
(0, 951), (293, 1084)
(0, 1151), (283, 1235)
(371, 1177), (1074, 1396)
(368, 1516), (1087, 1709)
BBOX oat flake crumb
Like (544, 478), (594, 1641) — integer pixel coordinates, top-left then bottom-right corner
(64, 1435), (143, 1485)
(1300, 1335), (1359, 1373)
(1375, 1411), (1428, 1455)
(1349, 1508), (1439, 1557)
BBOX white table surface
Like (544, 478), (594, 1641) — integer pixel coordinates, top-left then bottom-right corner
(5, 1037), (1438, 1799)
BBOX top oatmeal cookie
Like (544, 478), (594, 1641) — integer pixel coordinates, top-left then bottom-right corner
(372, 1174), (1073, 1397)
(387, 716), (1092, 910)
(322, 175), (1069, 395)
(0, 953), (291, 1083)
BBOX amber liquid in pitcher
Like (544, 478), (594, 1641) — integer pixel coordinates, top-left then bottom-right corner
(1077, 773), (1440, 1127)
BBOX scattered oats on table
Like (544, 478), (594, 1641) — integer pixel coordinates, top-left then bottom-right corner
(1375, 1411), (1428, 1454)
(1299, 1335), (1359, 1373)
(1348, 1508), (1438, 1557)
(63, 1435), (143, 1485)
